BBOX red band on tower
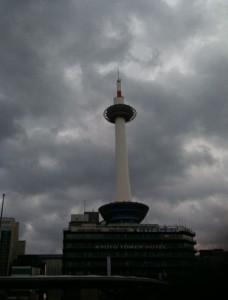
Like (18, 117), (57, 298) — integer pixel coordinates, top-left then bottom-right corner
(117, 79), (122, 97)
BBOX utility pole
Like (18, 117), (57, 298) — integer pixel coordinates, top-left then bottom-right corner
(0, 193), (5, 242)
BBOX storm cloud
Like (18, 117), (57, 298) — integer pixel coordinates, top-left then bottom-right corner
(0, 0), (227, 253)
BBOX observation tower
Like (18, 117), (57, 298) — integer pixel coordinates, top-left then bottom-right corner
(99, 76), (149, 223)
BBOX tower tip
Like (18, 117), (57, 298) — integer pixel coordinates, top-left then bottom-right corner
(117, 69), (120, 81)
(116, 70), (122, 97)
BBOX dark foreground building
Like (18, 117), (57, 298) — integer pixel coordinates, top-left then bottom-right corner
(63, 212), (196, 281)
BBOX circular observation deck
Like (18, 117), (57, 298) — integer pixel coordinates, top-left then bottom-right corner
(104, 104), (136, 123)
(99, 202), (149, 224)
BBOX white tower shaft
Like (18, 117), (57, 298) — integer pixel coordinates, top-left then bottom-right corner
(100, 77), (149, 224)
(113, 79), (132, 202)
(115, 116), (132, 202)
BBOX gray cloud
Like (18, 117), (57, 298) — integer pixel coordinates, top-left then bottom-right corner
(0, 0), (228, 253)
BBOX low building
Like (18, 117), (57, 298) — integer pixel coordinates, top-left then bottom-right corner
(13, 254), (62, 275)
(197, 248), (228, 283)
(10, 254), (63, 300)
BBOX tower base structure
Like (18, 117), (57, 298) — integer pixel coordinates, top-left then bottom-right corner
(98, 202), (149, 224)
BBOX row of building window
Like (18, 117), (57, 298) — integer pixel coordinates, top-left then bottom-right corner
(65, 233), (194, 241)
(68, 225), (194, 233)
(63, 242), (194, 249)
(63, 250), (195, 258)
(64, 260), (193, 268)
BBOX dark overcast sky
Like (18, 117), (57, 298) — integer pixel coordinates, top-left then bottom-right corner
(0, 0), (228, 254)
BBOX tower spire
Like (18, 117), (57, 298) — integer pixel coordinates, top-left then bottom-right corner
(117, 71), (122, 97)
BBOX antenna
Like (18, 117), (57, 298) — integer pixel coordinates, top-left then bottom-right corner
(116, 71), (122, 97)
(117, 69), (120, 81)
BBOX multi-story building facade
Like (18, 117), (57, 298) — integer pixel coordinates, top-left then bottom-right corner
(0, 217), (26, 276)
(63, 212), (196, 280)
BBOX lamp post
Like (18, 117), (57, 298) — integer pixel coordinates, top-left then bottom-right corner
(0, 193), (5, 242)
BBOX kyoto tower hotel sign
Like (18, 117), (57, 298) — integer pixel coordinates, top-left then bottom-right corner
(99, 76), (149, 224)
